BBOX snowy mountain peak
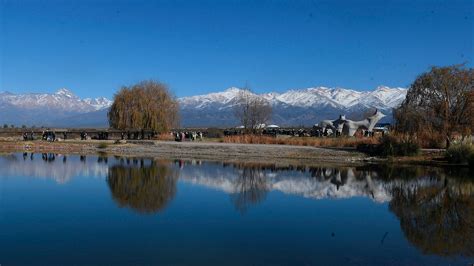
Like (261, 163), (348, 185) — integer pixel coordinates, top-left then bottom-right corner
(83, 97), (113, 110)
(224, 87), (243, 93)
(55, 88), (77, 98)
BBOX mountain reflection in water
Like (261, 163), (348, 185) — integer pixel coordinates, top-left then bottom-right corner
(0, 153), (473, 259)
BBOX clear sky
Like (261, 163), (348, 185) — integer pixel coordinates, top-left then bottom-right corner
(0, 0), (472, 98)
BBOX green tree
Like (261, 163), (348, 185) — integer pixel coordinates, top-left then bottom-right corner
(108, 80), (180, 133)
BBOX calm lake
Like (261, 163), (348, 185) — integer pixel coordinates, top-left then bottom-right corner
(0, 153), (472, 265)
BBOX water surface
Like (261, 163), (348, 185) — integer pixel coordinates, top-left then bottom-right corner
(0, 153), (472, 265)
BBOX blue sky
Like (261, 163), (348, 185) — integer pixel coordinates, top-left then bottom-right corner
(1, 0), (472, 98)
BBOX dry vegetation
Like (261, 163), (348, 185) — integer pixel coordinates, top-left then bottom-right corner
(394, 65), (473, 148)
(155, 133), (175, 141)
(108, 80), (179, 133)
(221, 135), (379, 148)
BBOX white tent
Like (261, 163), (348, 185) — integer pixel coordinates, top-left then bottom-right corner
(266, 124), (280, 128)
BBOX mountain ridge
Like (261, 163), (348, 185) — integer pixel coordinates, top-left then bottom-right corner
(0, 86), (407, 127)
(178, 86), (407, 127)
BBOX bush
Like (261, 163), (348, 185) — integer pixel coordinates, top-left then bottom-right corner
(97, 142), (109, 149)
(445, 144), (474, 164)
(469, 153), (474, 168)
(416, 130), (445, 148)
(206, 128), (224, 138)
(358, 135), (420, 157)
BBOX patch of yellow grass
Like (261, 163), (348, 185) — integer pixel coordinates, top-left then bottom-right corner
(222, 135), (379, 148)
(155, 133), (175, 141)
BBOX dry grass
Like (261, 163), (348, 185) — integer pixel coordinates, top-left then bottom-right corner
(155, 133), (175, 141)
(222, 135), (379, 148)
(415, 130), (445, 149)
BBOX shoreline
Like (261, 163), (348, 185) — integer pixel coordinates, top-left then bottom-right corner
(0, 139), (367, 166)
(0, 139), (457, 168)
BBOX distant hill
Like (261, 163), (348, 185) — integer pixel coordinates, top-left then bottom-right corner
(0, 86), (407, 128)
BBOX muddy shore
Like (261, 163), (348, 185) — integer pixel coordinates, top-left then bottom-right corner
(0, 138), (453, 167)
(0, 139), (367, 166)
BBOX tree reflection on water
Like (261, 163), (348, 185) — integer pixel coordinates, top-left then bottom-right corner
(230, 166), (269, 214)
(106, 160), (178, 214)
(388, 174), (474, 257)
(0, 153), (472, 258)
(178, 161), (474, 258)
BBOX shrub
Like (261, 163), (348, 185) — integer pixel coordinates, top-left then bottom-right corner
(383, 135), (420, 157)
(445, 144), (474, 164)
(416, 130), (445, 148)
(206, 128), (224, 138)
(359, 135), (420, 157)
(97, 142), (109, 149)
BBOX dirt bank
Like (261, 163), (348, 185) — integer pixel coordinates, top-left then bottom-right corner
(0, 140), (366, 165)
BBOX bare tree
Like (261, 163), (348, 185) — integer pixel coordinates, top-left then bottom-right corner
(233, 88), (272, 133)
(395, 65), (474, 147)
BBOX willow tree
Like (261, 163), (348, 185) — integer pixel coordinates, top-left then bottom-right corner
(108, 80), (179, 132)
(394, 65), (474, 147)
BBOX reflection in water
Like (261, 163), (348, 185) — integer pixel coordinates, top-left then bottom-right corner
(0, 153), (108, 183)
(177, 161), (474, 258)
(106, 160), (178, 214)
(389, 176), (474, 257)
(231, 167), (268, 214)
(0, 154), (472, 259)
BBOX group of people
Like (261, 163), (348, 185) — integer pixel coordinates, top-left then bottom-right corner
(22, 131), (59, 142)
(174, 131), (203, 142)
(42, 131), (56, 142)
(22, 131), (36, 141)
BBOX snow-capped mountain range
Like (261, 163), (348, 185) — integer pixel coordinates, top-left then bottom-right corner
(0, 88), (112, 112)
(179, 86), (407, 126)
(0, 89), (112, 127)
(0, 86), (407, 127)
(180, 86), (406, 110)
